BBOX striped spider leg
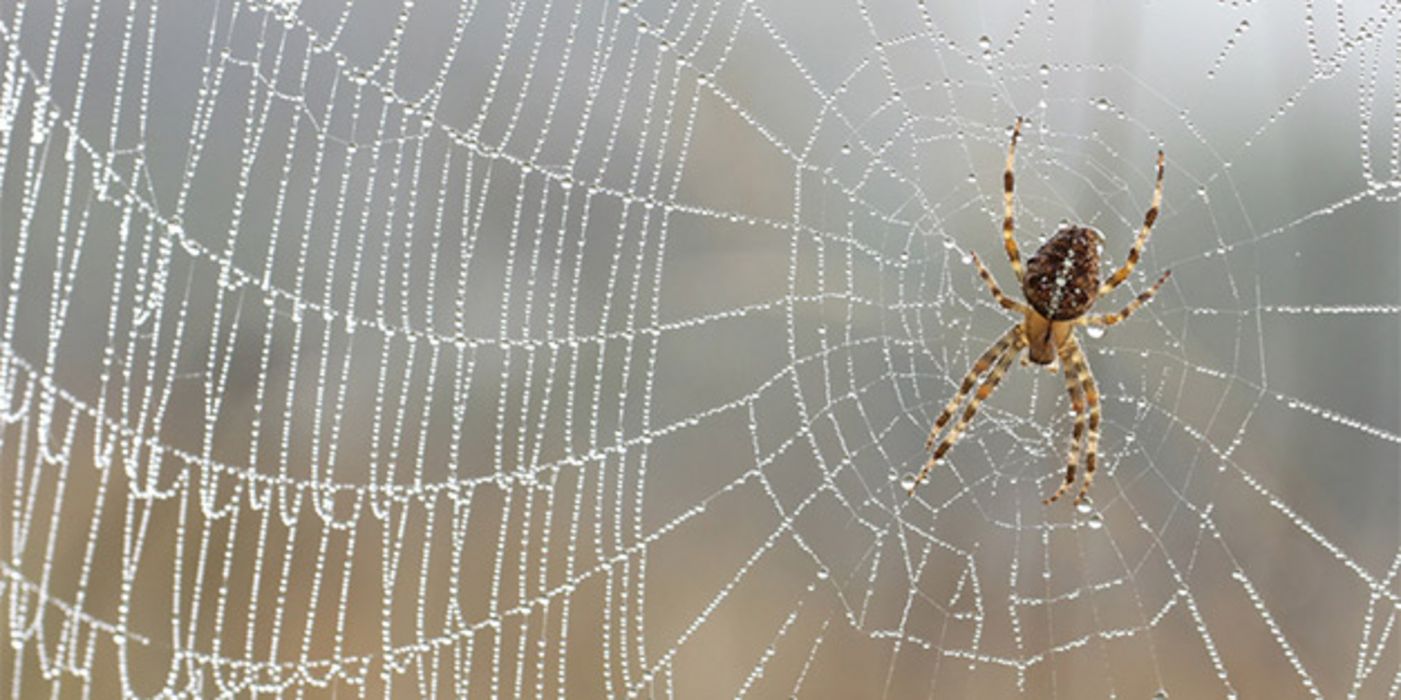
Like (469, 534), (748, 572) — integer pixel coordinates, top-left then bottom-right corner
(910, 326), (1027, 494)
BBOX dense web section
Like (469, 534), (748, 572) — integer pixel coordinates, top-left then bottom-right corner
(3, 0), (1401, 696)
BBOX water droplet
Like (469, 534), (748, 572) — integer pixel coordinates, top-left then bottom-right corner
(1085, 325), (1106, 339)
(1087, 514), (1104, 529)
(1095, 98), (1111, 111)
(900, 474), (917, 491)
(1152, 691), (1169, 700)
(1076, 498), (1093, 515)
(840, 143), (851, 155)
(1039, 64), (1050, 76)
(816, 567), (831, 581)
(977, 35), (992, 50)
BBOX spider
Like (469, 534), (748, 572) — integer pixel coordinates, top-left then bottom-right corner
(908, 117), (1171, 506)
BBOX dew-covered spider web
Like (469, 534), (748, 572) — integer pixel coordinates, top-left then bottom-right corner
(3, 0), (1401, 696)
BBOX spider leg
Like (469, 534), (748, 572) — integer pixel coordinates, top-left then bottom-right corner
(1071, 338), (1102, 505)
(1002, 117), (1026, 283)
(1100, 150), (1166, 295)
(971, 252), (1033, 315)
(1042, 344), (1086, 505)
(1085, 270), (1171, 327)
(925, 324), (1021, 451)
(910, 331), (1026, 494)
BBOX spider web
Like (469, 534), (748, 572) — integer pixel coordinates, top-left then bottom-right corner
(2, 0), (1400, 696)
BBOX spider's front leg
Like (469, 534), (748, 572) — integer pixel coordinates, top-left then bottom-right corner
(1100, 150), (1166, 295)
(1002, 117), (1026, 283)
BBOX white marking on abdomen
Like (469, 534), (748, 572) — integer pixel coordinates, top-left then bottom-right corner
(1046, 245), (1076, 317)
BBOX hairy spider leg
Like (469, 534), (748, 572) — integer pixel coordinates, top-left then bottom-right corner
(1003, 117), (1026, 283)
(1043, 342), (1087, 505)
(1071, 338), (1102, 504)
(1088, 269), (1171, 327)
(1101, 150), (1166, 294)
(911, 331), (1027, 494)
(971, 252), (1032, 315)
(924, 325), (1022, 451)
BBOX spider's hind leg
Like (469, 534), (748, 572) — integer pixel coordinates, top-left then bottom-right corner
(1043, 344), (1086, 505)
(925, 325), (1021, 451)
(1073, 340), (1102, 505)
(911, 329), (1027, 494)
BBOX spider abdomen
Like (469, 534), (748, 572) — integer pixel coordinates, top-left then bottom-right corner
(1023, 226), (1101, 321)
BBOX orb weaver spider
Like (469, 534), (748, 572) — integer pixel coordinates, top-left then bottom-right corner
(908, 118), (1171, 506)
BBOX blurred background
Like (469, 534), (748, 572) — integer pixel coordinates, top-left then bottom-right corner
(2, 0), (1399, 696)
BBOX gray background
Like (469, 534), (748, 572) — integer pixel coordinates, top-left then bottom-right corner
(2, 0), (1399, 696)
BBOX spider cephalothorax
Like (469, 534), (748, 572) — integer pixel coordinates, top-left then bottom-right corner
(909, 118), (1171, 506)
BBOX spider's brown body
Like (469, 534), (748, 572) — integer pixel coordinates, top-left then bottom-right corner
(1023, 226), (1102, 322)
(1021, 226), (1102, 364)
(909, 118), (1171, 506)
